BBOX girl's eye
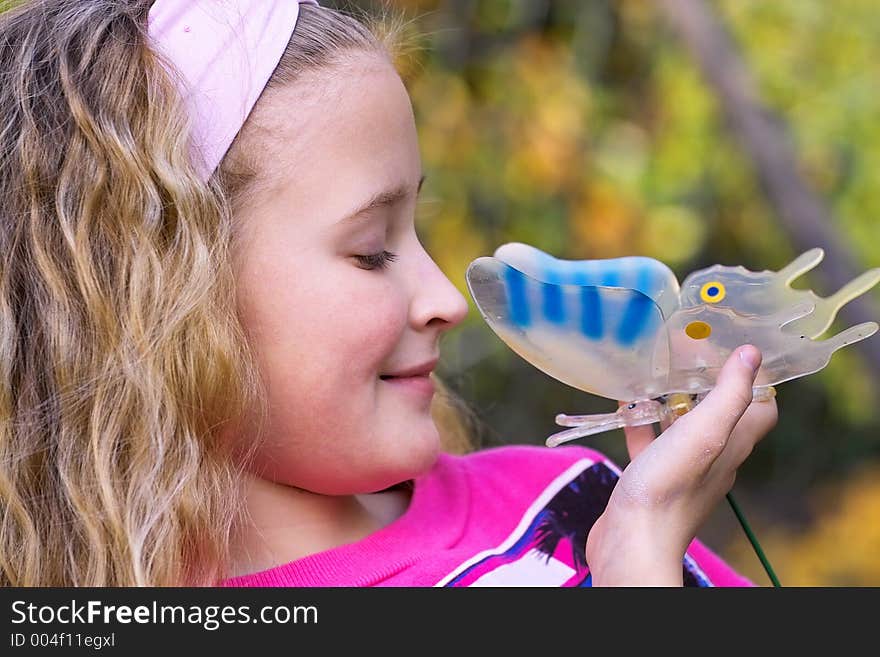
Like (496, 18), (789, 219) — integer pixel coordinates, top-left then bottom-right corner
(354, 250), (398, 271)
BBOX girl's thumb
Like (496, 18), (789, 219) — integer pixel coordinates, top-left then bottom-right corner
(672, 345), (762, 458)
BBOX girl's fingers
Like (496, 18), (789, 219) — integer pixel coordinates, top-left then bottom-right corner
(619, 400), (656, 461)
(714, 394), (778, 472)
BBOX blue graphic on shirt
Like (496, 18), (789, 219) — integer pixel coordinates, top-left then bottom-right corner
(439, 461), (711, 587)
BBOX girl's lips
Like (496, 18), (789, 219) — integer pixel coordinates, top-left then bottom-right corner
(380, 374), (435, 397)
(381, 357), (439, 379)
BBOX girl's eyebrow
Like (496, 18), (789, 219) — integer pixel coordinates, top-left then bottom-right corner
(337, 174), (426, 225)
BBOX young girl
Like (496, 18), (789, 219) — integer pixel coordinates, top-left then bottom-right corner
(0, 0), (777, 587)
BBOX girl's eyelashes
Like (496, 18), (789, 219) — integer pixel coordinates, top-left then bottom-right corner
(354, 250), (398, 271)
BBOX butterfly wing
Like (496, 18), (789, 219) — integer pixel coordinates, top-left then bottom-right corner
(466, 256), (671, 401)
(663, 302), (879, 393)
(680, 248), (880, 338)
(493, 242), (683, 320)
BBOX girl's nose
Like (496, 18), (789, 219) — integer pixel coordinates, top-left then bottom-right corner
(409, 242), (469, 333)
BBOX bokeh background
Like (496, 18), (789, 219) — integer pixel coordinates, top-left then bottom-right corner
(330, 0), (880, 586)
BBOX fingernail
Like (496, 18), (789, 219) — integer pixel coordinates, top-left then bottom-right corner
(739, 345), (761, 373)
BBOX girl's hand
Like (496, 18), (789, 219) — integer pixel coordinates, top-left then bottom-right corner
(586, 345), (778, 586)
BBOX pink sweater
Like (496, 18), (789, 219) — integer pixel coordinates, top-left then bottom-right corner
(221, 444), (752, 587)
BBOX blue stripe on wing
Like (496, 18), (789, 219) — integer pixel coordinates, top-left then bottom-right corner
(635, 262), (655, 300)
(541, 265), (566, 324)
(492, 243), (682, 319)
(542, 283), (566, 324)
(505, 265), (531, 328)
(616, 293), (657, 346)
(600, 266), (620, 287)
(538, 260), (653, 333)
(504, 258), (655, 347)
(608, 262), (659, 345)
(579, 287), (603, 339)
(498, 257), (662, 347)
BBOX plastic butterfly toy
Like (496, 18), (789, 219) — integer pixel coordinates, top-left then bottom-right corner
(466, 243), (880, 448)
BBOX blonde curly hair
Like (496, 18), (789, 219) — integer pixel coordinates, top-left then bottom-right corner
(0, 0), (473, 587)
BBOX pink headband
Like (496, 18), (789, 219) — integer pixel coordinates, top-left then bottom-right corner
(147, 0), (320, 181)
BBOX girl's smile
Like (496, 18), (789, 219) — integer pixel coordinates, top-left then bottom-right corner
(380, 372), (437, 399)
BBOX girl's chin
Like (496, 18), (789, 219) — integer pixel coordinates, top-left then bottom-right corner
(384, 423), (441, 479)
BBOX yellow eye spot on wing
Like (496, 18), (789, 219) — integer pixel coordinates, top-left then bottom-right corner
(700, 281), (726, 303)
(685, 321), (712, 340)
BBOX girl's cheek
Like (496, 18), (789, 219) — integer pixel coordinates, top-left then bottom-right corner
(358, 280), (409, 346)
(327, 271), (407, 347)
(354, 281), (408, 341)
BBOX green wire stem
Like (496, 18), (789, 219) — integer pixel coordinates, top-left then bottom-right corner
(725, 491), (781, 587)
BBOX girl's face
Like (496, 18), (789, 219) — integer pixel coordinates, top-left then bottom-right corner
(232, 53), (468, 495)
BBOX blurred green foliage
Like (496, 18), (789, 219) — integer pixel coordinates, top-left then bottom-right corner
(330, 0), (880, 584)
